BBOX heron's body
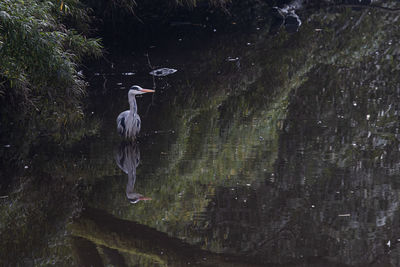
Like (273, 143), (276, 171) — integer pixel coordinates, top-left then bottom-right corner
(117, 110), (141, 138)
(117, 85), (154, 140)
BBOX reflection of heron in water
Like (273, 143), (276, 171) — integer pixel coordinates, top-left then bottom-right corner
(116, 142), (152, 204)
(117, 85), (155, 140)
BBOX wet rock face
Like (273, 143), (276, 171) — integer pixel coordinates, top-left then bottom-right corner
(284, 13), (301, 33)
(269, 1), (302, 34)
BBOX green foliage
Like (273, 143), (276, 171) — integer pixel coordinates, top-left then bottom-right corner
(0, 0), (102, 143)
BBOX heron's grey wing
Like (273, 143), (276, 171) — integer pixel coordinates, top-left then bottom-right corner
(117, 110), (129, 135)
(135, 115), (141, 136)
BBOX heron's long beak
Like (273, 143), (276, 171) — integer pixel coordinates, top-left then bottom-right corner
(140, 88), (155, 93)
(138, 196), (152, 201)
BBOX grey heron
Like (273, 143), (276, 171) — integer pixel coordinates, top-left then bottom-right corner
(117, 85), (155, 139)
(116, 142), (152, 204)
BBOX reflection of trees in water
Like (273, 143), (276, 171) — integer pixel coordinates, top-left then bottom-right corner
(190, 41), (400, 265)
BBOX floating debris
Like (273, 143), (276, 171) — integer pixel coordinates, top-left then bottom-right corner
(338, 214), (351, 217)
(149, 68), (177, 77)
(4, 144), (10, 148)
(121, 72), (135, 76)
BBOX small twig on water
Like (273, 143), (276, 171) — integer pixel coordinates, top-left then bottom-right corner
(145, 53), (156, 90)
(144, 53), (156, 117)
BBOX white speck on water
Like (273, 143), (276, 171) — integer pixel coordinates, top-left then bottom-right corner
(246, 42), (251, 46)
(243, 199), (247, 203)
(227, 57), (239, 62)
(366, 114), (370, 120)
(387, 240), (391, 247)
(24, 166), (29, 169)
(338, 214), (351, 217)
(4, 145), (10, 148)
(311, 205), (315, 208)
(121, 72), (135, 76)
(213, 28), (217, 32)
(117, 82), (122, 85)
(353, 101), (357, 106)
(246, 184), (251, 186)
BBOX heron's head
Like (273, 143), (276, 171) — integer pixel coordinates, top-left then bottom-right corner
(129, 85), (155, 96)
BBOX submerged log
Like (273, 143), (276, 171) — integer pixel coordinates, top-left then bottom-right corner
(69, 208), (265, 266)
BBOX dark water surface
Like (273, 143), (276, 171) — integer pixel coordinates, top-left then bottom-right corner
(2, 8), (400, 267)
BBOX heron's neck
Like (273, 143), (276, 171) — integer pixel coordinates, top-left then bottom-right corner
(129, 95), (138, 114)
